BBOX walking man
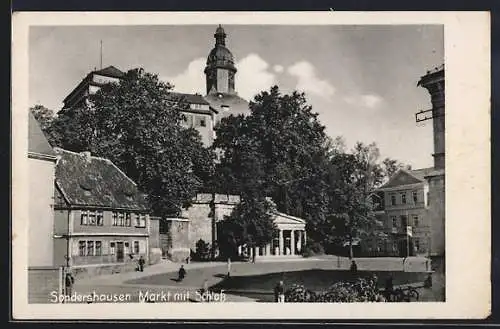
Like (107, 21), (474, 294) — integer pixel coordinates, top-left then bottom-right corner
(65, 271), (75, 296)
(138, 256), (145, 272)
(227, 257), (231, 278)
(274, 280), (285, 303)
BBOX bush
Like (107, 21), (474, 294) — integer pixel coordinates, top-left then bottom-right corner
(194, 239), (211, 261)
(302, 242), (325, 258)
(285, 277), (386, 303)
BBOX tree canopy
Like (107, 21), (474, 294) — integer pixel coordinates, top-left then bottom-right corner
(42, 68), (214, 217)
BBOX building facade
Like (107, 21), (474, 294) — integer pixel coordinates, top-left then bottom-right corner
(61, 25), (250, 148)
(375, 168), (434, 257)
(28, 112), (63, 303)
(52, 148), (153, 276)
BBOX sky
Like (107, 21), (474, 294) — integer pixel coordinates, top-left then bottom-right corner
(29, 25), (443, 169)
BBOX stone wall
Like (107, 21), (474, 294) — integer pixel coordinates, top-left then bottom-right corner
(149, 217), (160, 249)
(28, 267), (62, 303)
(159, 219), (191, 262)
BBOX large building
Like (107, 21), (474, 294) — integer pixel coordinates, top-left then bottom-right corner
(375, 168), (434, 257)
(61, 25), (250, 147)
(52, 148), (155, 278)
(28, 112), (61, 303)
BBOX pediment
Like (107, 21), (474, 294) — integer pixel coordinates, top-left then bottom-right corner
(272, 212), (306, 225)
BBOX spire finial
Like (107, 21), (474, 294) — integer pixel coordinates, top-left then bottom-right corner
(214, 24), (226, 46)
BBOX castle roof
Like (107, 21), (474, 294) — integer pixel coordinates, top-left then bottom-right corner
(54, 148), (149, 211)
(378, 167), (434, 190)
(93, 65), (126, 79)
(204, 93), (250, 122)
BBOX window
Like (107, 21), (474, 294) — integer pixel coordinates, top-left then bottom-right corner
(412, 191), (418, 204)
(110, 242), (116, 255)
(413, 215), (419, 227)
(96, 211), (104, 226)
(391, 216), (398, 228)
(81, 210), (103, 226)
(81, 211), (88, 225)
(88, 210), (96, 225)
(390, 194), (396, 206)
(78, 241), (86, 256)
(95, 241), (102, 256)
(134, 241), (140, 254)
(135, 214), (146, 227)
(400, 215), (408, 227)
(118, 212), (125, 226)
(401, 193), (407, 205)
(200, 118), (206, 127)
(427, 192), (430, 206)
(124, 242), (130, 255)
(112, 212), (118, 226)
(87, 241), (94, 256)
(415, 239), (420, 251)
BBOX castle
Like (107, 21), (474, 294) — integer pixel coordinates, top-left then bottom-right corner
(61, 25), (250, 147)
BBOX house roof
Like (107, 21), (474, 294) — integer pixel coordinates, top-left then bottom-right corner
(54, 148), (149, 211)
(28, 112), (56, 158)
(378, 167), (434, 189)
(93, 66), (126, 79)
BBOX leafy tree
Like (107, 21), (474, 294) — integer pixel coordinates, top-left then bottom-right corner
(30, 104), (57, 142)
(213, 86), (332, 245)
(218, 198), (277, 259)
(48, 68), (214, 217)
(381, 157), (412, 181)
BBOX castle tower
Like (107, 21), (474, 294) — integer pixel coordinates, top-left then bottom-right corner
(204, 25), (237, 96)
(417, 65), (445, 169)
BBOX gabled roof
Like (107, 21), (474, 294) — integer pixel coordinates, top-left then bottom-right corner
(54, 148), (149, 211)
(378, 167), (433, 189)
(28, 112), (57, 159)
(93, 66), (125, 79)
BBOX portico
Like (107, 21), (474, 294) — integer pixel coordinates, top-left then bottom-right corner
(238, 212), (307, 259)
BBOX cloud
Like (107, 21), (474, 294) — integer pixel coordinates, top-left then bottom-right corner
(344, 93), (384, 109)
(163, 58), (206, 94)
(236, 54), (277, 100)
(273, 65), (284, 73)
(165, 54), (276, 101)
(287, 61), (335, 100)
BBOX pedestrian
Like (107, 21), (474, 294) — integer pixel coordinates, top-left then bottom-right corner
(274, 280), (285, 303)
(65, 271), (75, 296)
(350, 260), (358, 274)
(227, 257), (231, 278)
(384, 275), (394, 301)
(178, 264), (186, 282)
(138, 256), (145, 272)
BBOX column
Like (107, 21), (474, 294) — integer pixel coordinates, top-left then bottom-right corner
(279, 229), (284, 256)
(297, 231), (302, 254)
(238, 245), (242, 256)
(266, 244), (271, 256)
(290, 230), (295, 255)
(303, 230), (307, 247)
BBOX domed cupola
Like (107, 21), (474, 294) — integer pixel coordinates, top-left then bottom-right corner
(204, 25), (237, 95)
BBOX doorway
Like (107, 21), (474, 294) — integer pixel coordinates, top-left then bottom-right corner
(116, 242), (124, 262)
